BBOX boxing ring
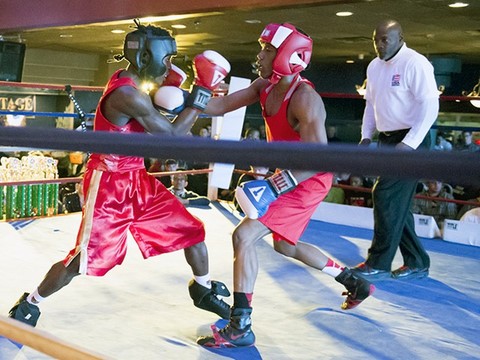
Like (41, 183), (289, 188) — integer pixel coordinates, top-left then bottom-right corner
(0, 116), (479, 359)
(0, 200), (479, 359)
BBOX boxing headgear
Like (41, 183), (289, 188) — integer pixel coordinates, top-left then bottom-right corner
(122, 20), (177, 81)
(259, 23), (313, 84)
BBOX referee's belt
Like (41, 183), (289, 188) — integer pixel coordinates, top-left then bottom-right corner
(380, 128), (410, 136)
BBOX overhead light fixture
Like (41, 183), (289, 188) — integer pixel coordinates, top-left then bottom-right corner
(171, 24), (186, 29)
(464, 78), (480, 108)
(448, 2), (469, 8)
(356, 79), (367, 96)
(336, 11), (353, 17)
(111, 29), (125, 34)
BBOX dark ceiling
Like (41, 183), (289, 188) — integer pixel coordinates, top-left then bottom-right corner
(1, 0), (479, 66)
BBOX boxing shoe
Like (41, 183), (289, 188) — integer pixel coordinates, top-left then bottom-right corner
(351, 262), (391, 280)
(391, 266), (429, 280)
(197, 307), (255, 348)
(8, 292), (41, 327)
(335, 268), (375, 310)
(189, 279), (231, 319)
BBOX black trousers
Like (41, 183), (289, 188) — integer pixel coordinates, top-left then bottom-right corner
(365, 129), (430, 270)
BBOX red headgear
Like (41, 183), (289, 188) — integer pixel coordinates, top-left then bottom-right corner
(259, 23), (313, 84)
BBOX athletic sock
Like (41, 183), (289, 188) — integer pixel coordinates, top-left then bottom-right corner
(194, 274), (211, 289)
(322, 258), (344, 278)
(27, 289), (45, 305)
(234, 292), (252, 308)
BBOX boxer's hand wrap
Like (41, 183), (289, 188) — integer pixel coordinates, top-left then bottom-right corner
(186, 50), (230, 111)
(235, 170), (297, 219)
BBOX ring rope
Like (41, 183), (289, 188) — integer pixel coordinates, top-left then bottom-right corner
(0, 169), (213, 186)
(0, 110), (95, 118)
(0, 315), (109, 359)
(333, 183), (480, 207)
(0, 126), (478, 184)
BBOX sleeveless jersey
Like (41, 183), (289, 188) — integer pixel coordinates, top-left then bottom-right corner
(87, 69), (146, 173)
(258, 75), (333, 244)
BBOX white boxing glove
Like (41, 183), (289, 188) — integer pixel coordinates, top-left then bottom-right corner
(186, 50), (231, 111)
(153, 86), (189, 114)
(235, 170), (297, 219)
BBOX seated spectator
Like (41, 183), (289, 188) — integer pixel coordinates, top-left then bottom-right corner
(342, 175), (373, 207)
(412, 179), (458, 226)
(433, 131), (453, 151)
(198, 127), (210, 138)
(327, 125), (341, 143)
(259, 124), (266, 140)
(168, 170), (210, 207)
(147, 158), (163, 173)
(158, 159), (178, 188)
(243, 127), (261, 141)
(459, 207), (480, 223)
(455, 131), (480, 152)
(5, 104), (26, 127)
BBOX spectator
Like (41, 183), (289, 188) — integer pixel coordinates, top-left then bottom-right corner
(258, 124), (266, 140)
(169, 170), (211, 207)
(433, 131), (452, 151)
(243, 127), (261, 141)
(343, 175), (373, 208)
(5, 104), (26, 127)
(198, 127), (210, 138)
(327, 125), (341, 143)
(412, 180), (458, 226)
(159, 159), (179, 188)
(455, 131), (479, 152)
(147, 158), (163, 173)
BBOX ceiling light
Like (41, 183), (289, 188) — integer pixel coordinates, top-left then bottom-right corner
(346, 60), (354, 64)
(464, 78), (480, 108)
(59, 34), (72, 38)
(245, 19), (261, 24)
(171, 24), (186, 29)
(111, 29), (125, 34)
(336, 11), (353, 17)
(448, 2), (469, 8)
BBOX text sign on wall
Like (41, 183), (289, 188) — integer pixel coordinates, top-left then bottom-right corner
(0, 95), (36, 111)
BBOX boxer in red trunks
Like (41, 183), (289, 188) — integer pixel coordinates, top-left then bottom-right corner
(9, 20), (232, 327)
(197, 23), (375, 348)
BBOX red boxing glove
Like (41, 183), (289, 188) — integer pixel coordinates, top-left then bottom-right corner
(192, 50), (231, 91)
(186, 51), (230, 111)
(163, 64), (187, 88)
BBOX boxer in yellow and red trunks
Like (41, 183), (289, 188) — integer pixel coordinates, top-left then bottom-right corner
(9, 20), (232, 328)
(197, 23), (375, 348)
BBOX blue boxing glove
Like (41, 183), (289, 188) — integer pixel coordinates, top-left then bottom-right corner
(235, 170), (298, 219)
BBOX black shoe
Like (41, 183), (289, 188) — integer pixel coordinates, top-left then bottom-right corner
(391, 266), (429, 280)
(351, 262), (390, 280)
(189, 280), (231, 319)
(8, 292), (41, 327)
(335, 268), (375, 310)
(197, 307), (256, 348)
